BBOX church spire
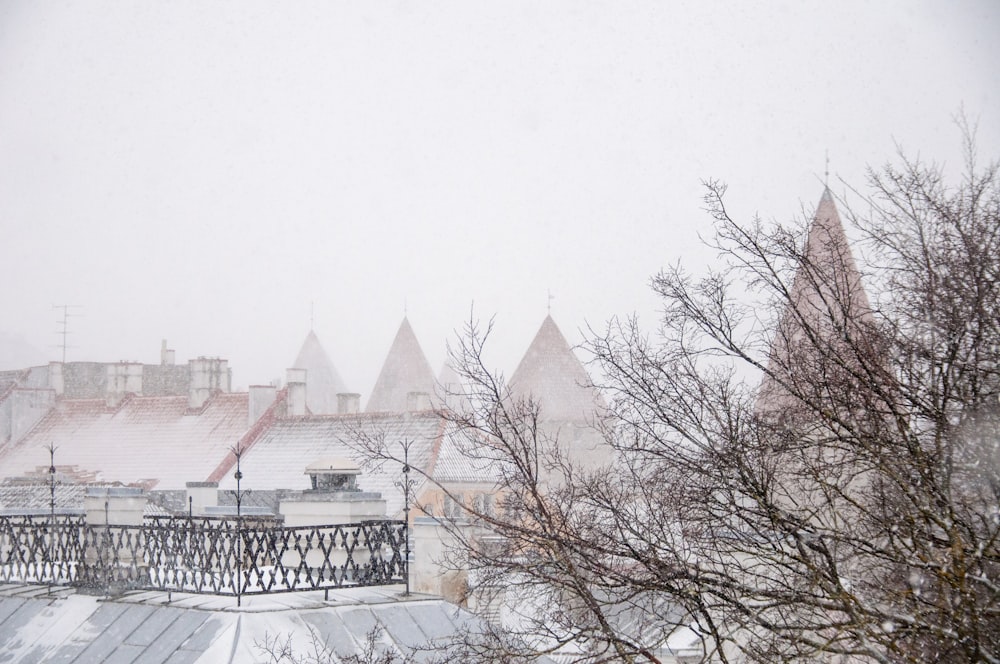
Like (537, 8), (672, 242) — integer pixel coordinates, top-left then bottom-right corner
(757, 188), (873, 414)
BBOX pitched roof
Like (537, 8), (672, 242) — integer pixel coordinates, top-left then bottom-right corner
(0, 585), (480, 663)
(292, 330), (349, 414)
(0, 481), (88, 515)
(214, 410), (451, 517)
(0, 393), (251, 490)
(365, 318), (437, 413)
(508, 315), (604, 423)
(430, 427), (500, 484)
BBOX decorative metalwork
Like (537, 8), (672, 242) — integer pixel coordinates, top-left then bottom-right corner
(397, 439), (415, 596)
(0, 514), (406, 597)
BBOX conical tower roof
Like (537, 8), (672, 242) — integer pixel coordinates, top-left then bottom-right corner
(789, 187), (870, 321)
(365, 318), (437, 412)
(509, 315), (604, 423)
(758, 188), (874, 412)
(292, 330), (348, 415)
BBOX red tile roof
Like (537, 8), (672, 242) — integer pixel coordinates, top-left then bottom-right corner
(0, 392), (252, 490)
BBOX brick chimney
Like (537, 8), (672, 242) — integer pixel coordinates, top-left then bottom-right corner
(286, 368), (307, 416)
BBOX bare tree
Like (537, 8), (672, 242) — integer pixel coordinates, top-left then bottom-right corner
(351, 130), (999, 663)
(255, 624), (421, 664)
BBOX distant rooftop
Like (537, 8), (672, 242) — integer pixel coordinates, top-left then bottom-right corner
(366, 318), (437, 413)
(292, 329), (349, 414)
(0, 392), (252, 490)
(0, 583), (479, 663)
(508, 315), (605, 423)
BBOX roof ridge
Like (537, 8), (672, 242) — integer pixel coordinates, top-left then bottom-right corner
(206, 388), (288, 484)
(0, 369), (29, 403)
(107, 392), (137, 415)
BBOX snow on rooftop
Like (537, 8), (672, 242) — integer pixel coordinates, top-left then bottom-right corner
(0, 584), (477, 663)
(0, 392), (251, 490)
(217, 411), (449, 517)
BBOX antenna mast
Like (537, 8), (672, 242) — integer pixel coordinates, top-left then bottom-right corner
(52, 305), (83, 364)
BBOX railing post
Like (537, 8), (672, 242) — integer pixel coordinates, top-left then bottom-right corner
(231, 442), (245, 607)
(399, 440), (413, 596)
(47, 444), (57, 585)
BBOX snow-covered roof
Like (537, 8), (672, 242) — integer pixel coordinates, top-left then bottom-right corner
(430, 427), (501, 485)
(0, 392), (252, 491)
(214, 410), (451, 517)
(0, 584), (478, 663)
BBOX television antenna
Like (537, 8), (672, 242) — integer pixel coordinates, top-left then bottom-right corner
(52, 305), (83, 364)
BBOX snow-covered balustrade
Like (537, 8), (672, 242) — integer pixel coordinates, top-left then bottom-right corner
(0, 514), (407, 598)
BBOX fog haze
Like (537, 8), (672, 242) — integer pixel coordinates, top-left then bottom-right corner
(1, 1), (997, 394)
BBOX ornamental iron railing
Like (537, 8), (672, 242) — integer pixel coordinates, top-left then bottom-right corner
(0, 514), (407, 599)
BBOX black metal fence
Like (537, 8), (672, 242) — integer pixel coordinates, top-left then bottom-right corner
(0, 514), (407, 599)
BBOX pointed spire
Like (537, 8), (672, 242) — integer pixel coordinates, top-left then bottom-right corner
(293, 330), (349, 414)
(366, 317), (437, 412)
(509, 315), (604, 423)
(758, 188), (873, 413)
(800, 188), (866, 303)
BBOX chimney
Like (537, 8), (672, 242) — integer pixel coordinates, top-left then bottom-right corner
(278, 458), (387, 527)
(160, 339), (175, 366)
(85, 487), (146, 526)
(407, 391), (432, 411)
(106, 362), (142, 408)
(337, 392), (361, 415)
(286, 368), (307, 416)
(185, 481), (218, 516)
(48, 361), (64, 396)
(249, 384), (278, 426)
(188, 357), (230, 409)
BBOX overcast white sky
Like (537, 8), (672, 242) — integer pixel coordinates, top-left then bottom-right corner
(0, 1), (997, 394)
